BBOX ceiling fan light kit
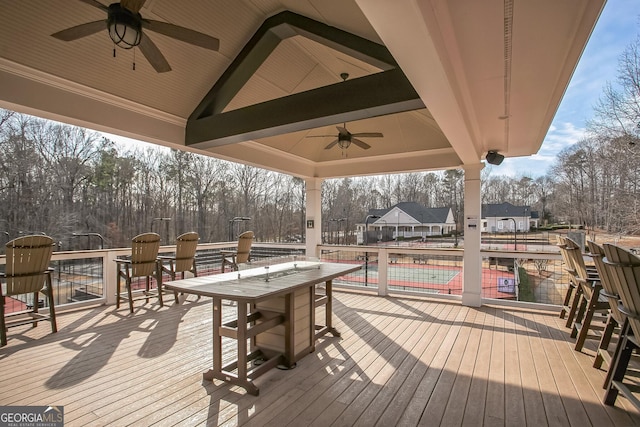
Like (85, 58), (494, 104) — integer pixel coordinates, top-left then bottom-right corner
(51, 0), (220, 73)
(108, 3), (142, 49)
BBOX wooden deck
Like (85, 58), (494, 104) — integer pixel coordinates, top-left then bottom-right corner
(1, 290), (639, 426)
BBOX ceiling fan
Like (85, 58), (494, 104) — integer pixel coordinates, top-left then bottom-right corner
(306, 73), (383, 153)
(308, 123), (383, 151)
(51, 0), (220, 73)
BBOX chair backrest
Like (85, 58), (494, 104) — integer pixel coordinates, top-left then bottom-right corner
(174, 232), (199, 273)
(557, 235), (576, 275)
(130, 233), (161, 278)
(564, 237), (588, 282)
(236, 231), (254, 264)
(603, 244), (640, 338)
(588, 240), (624, 323)
(4, 235), (54, 296)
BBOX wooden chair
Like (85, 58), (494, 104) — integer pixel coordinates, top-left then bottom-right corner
(602, 244), (640, 409)
(0, 235), (56, 346)
(588, 240), (625, 370)
(557, 235), (582, 326)
(159, 232), (199, 303)
(221, 231), (254, 272)
(115, 232), (163, 313)
(565, 237), (608, 352)
(160, 232), (199, 280)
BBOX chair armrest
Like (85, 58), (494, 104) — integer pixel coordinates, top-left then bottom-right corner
(157, 255), (176, 261)
(220, 250), (237, 256)
(115, 258), (132, 264)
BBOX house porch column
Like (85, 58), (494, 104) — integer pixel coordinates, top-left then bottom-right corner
(305, 178), (323, 258)
(462, 163), (484, 307)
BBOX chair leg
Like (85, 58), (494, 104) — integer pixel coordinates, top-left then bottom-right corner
(560, 283), (575, 319)
(156, 266), (164, 308)
(570, 293), (588, 337)
(32, 291), (39, 328)
(173, 272), (179, 304)
(604, 321), (635, 405)
(574, 294), (597, 351)
(46, 272), (57, 334)
(594, 315), (617, 369)
(116, 271), (121, 309)
(565, 285), (583, 328)
(145, 277), (151, 303)
(1, 295), (7, 346)
(127, 278), (134, 313)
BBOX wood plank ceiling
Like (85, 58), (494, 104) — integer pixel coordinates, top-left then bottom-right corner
(0, 0), (605, 178)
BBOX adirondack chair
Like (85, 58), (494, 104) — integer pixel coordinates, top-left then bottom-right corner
(115, 232), (163, 313)
(159, 232), (199, 303)
(159, 232), (199, 280)
(557, 235), (582, 326)
(602, 244), (640, 409)
(0, 235), (56, 346)
(587, 240), (625, 370)
(221, 231), (254, 272)
(565, 237), (608, 352)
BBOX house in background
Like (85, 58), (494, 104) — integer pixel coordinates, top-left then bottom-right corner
(481, 202), (539, 233)
(357, 202), (456, 244)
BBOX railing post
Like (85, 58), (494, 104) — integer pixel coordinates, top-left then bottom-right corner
(378, 248), (388, 296)
(104, 249), (118, 305)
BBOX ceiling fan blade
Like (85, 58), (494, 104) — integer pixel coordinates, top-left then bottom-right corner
(306, 135), (336, 138)
(77, 0), (109, 12)
(351, 138), (371, 149)
(138, 34), (171, 73)
(324, 139), (339, 150)
(143, 20), (220, 51)
(351, 132), (383, 138)
(121, 0), (147, 13)
(51, 20), (106, 41)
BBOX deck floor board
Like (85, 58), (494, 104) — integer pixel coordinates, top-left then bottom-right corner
(1, 290), (639, 426)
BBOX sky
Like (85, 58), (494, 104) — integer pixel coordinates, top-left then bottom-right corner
(103, 0), (640, 179)
(494, 0), (640, 178)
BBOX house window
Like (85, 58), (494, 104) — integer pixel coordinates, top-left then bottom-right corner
(498, 222), (503, 230)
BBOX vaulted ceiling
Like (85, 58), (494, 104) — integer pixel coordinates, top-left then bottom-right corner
(0, 0), (605, 178)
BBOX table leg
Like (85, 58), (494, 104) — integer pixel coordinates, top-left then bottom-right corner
(325, 280), (340, 337)
(309, 285), (316, 351)
(237, 301), (248, 381)
(283, 292), (296, 368)
(203, 297), (222, 381)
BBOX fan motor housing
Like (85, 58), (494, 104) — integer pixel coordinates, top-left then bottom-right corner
(108, 3), (142, 49)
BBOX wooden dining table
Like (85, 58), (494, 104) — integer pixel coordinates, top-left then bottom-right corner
(164, 260), (361, 395)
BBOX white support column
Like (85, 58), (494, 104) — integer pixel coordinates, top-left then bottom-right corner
(104, 249), (118, 305)
(462, 163), (484, 307)
(305, 177), (323, 258)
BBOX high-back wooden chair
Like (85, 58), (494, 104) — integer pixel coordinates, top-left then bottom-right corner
(0, 235), (56, 346)
(564, 237), (608, 351)
(115, 232), (163, 313)
(159, 232), (199, 303)
(557, 235), (581, 325)
(160, 232), (199, 280)
(221, 231), (254, 272)
(588, 240), (625, 369)
(602, 244), (640, 409)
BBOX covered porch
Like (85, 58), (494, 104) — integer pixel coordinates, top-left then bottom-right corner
(0, 0), (624, 424)
(0, 0), (605, 306)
